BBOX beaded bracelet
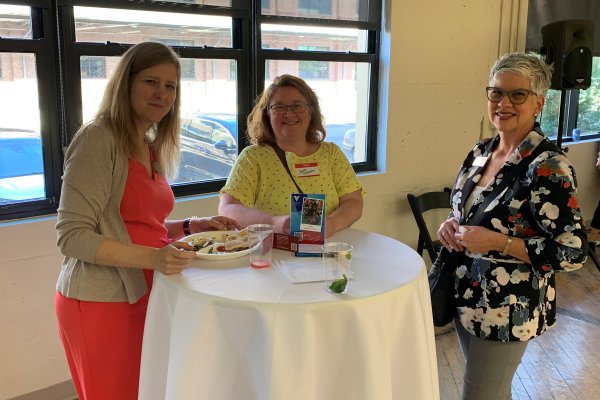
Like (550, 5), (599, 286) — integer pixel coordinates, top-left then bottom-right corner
(183, 218), (192, 236)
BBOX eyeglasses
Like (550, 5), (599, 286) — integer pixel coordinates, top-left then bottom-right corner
(486, 87), (535, 105)
(268, 103), (310, 115)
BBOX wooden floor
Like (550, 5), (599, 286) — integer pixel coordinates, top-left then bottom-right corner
(436, 254), (600, 400)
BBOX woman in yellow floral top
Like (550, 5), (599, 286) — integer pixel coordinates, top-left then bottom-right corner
(219, 75), (363, 238)
(437, 53), (587, 400)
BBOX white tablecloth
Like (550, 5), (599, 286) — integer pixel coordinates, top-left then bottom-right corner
(139, 228), (439, 400)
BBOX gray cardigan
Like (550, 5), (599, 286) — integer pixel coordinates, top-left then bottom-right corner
(56, 123), (148, 303)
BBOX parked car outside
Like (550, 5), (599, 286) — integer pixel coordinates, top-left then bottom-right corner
(342, 128), (355, 161)
(0, 117), (356, 205)
(0, 128), (45, 205)
(323, 123), (355, 162)
(171, 113), (238, 184)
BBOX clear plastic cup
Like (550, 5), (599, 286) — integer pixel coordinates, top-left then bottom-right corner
(248, 224), (274, 269)
(322, 242), (353, 293)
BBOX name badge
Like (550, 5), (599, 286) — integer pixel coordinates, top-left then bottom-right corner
(473, 156), (488, 167)
(295, 162), (320, 177)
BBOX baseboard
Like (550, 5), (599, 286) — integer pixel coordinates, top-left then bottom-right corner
(8, 380), (77, 400)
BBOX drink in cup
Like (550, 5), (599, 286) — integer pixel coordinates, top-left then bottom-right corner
(322, 242), (353, 293)
(248, 224), (274, 269)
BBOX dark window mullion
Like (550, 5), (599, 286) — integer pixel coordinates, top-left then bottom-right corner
(262, 49), (374, 63)
(36, 5), (63, 208)
(259, 14), (378, 31)
(57, 5), (84, 142)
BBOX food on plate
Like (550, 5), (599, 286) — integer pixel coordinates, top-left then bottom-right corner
(189, 228), (257, 255)
(191, 237), (214, 252)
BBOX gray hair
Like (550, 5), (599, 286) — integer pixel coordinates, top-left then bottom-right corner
(489, 52), (553, 96)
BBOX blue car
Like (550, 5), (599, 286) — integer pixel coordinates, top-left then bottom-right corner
(0, 129), (45, 205)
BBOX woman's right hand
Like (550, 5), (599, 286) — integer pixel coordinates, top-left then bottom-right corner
(437, 218), (464, 252)
(272, 214), (291, 235)
(152, 242), (196, 275)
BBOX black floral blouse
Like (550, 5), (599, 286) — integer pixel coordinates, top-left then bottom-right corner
(451, 127), (587, 342)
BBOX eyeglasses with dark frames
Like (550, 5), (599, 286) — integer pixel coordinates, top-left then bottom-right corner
(268, 103), (310, 115)
(485, 87), (536, 105)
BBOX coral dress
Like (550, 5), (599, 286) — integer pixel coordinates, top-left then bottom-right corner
(55, 152), (174, 400)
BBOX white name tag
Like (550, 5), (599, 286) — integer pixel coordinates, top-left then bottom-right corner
(473, 156), (488, 167)
(295, 163), (320, 177)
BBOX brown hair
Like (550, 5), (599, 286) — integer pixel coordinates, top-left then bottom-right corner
(94, 42), (181, 176)
(246, 74), (326, 145)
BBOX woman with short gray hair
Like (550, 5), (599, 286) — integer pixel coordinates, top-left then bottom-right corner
(435, 52), (587, 399)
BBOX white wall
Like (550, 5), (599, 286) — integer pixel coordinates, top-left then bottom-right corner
(1, 0), (599, 398)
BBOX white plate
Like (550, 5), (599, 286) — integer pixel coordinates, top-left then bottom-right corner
(182, 231), (254, 260)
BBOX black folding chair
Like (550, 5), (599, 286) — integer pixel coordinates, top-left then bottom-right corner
(407, 188), (451, 264)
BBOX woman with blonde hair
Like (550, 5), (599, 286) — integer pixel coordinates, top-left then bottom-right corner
(55, 42), (237, 399)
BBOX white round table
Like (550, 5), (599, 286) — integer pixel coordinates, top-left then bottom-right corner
(139, 228), (439, 400)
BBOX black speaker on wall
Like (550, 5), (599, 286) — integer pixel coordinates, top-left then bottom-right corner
(541, 19), (594, 90)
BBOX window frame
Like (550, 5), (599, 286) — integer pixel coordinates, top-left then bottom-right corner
(255, 10), (381, 173)
(0, 0), (63, 220)
(0, 0), (381, 221)
(541, 85), (600, 147)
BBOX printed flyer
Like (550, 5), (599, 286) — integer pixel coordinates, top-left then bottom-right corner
(290, 193), (326, 256)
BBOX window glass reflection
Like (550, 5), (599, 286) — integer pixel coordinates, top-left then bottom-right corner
(262, 0), (364, 22)
(0, 5), (31, 39)
(73, 7), (232, 47)
(262, 23), (367, 53)
(0, 52), (45, 204)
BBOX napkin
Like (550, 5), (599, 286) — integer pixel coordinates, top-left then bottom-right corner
(275, 258), (323, 283)
(275, 258), (354, 284)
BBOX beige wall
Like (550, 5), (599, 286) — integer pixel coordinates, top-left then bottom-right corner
(1, 0), (599, 398)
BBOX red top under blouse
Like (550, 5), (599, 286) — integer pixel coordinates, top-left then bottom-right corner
(120, 151), (174, 288)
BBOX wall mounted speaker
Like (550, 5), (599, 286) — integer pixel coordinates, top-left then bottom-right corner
(541, 19), (594, 90)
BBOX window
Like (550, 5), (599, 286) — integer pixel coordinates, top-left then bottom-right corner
(0, 3), (61, 218)
(298, 0), (332, 15)
(80, 56), (105, 78)
(155, 39), (196, 80)
(526, 0), (600, 144)
(539, 58), (600, 142)
(298, 46), (329, 80)
(0, 0), (381, 221)
(259, 1), (381, 167)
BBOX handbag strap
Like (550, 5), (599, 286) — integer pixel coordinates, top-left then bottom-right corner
(270, 143), (304, 194)
(466, 138), (551, 226)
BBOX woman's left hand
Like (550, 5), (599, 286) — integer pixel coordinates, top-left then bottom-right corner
(455, 225), (504, 254)
(191, 216), (240, 233)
